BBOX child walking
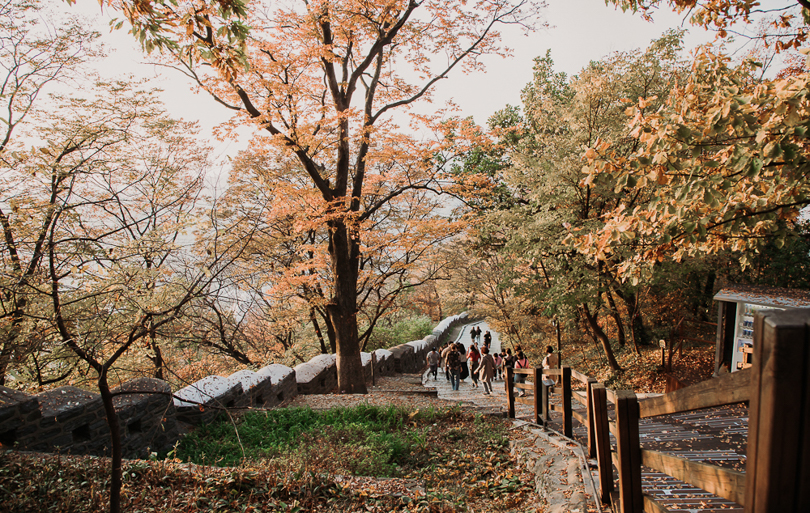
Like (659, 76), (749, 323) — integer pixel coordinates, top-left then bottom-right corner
(476, 346), (496, 395)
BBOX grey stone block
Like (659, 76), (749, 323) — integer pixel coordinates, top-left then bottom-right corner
(294, 354), (337, 395)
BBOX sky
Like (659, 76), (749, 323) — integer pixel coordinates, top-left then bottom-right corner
(62, 0), (730, 161)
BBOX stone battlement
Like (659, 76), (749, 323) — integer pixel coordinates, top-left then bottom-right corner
(0, 312), (468, 458)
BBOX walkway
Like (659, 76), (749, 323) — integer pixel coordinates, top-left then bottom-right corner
(431, 322), (748, 513)
(423, 321), (599, 513)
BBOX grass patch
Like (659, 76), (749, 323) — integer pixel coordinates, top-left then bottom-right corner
(1, 405), (539, 511)
(176, 404), (491, 480)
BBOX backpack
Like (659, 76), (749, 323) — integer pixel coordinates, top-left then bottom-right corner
(447, 350), (461, 371)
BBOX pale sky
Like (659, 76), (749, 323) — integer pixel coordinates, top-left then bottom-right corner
(62, 0), (735, 160)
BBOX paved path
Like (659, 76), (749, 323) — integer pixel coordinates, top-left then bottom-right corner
(425, 322), (749, 513)
(423, 322), (600, 513)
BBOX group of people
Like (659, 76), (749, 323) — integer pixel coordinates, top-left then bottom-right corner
(469, 326), (492, 349)
(426, 339), (498, 394)
(425, 325), (560, 398)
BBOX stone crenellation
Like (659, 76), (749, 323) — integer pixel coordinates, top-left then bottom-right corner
(0, 312), (468, 458)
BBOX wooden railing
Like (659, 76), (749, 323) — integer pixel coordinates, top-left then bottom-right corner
(502, 308), (810, 513)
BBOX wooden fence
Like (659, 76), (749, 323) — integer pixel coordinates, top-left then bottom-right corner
(503, 308), (810, 513)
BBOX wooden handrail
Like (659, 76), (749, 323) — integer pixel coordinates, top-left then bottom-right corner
(641, 449), (745, 506)
(496, 310), (809, 512)
(639, 368), (751, 418)
(571, 368), (589, 384)
(572, 391), (588, 406)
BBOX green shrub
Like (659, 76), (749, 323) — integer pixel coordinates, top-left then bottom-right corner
(364, 315), (434, 351)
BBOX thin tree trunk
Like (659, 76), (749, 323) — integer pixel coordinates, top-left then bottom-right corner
(147, 320), (164, 380)
(310, 307), (329, 354)
(98, 371), (123, 513)
(0, 345), (10, 387)
(581, 303), (622, 372)
(614, 287), (646, 352)
(605, 287), (629, 350)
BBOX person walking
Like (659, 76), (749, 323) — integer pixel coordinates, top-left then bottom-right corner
(514, 351), (529, 397)
(458, 342), (470, 382)
(427, 347), (441, 380)
(447, 343), (462, 391)
(483, 330), (492, 348)
(467, 343), (481, 388)
(441, 342), (453, 382)
(476, 346), (496, 395)
(542, 345), (559, 385)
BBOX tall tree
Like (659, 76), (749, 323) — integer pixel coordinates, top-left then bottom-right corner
(0, 0), (99, 385)
(17, 81), (257, 513)
(577, 45), (810, 279)
(459, 33), (689, 371)
(102, 0), (543, 393)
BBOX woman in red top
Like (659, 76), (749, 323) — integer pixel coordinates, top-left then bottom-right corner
(514, 351), (529, 397)
(467, 344), (481, 389)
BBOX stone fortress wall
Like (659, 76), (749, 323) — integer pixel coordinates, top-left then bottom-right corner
(0, 312), (468, 459)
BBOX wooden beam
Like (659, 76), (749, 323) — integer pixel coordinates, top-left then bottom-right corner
(515, 396), (534, 406)
(745, 309), (810, 512)
(572, 391), (588, 406)
(591, 383), (614, 502)
(587, 378), (597, 459)
(606, 388), (617, 404)
(639, 368), (751, 418)
(533, 367), (542, 425)
(642, 449), (745, 506)
(615, 390), (643, 513)
(505, 366), (515, 419)
(562, 366), (573, 438)
(643, 494), (671, 513)
(572, 410), (586, 425)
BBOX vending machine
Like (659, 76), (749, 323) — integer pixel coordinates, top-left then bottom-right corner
(713, 285), (810, 373)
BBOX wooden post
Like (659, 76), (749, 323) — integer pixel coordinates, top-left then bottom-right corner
(586, 377), (597, 459)
(534, 367), (542, 425)
(542, 378), (550, 423)
(562, 366), (573, 438)
(506, 366), (515, 419)
(591, 383), (613, 502)
(615, 389), (643, 513)
(744, 309), (810, 512)
(371, 351), (377, 386)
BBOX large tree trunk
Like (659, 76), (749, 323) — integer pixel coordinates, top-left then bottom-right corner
(327, 220), (367, 394)
(615, 287), (647, 352)
(581, 303), (622, 372)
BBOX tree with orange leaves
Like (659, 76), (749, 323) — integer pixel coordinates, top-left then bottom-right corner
(97, 0), (543, 393)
